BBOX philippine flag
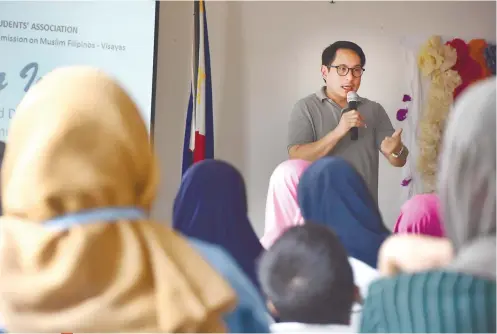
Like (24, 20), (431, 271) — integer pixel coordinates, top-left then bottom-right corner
(182, 0), (214, 175)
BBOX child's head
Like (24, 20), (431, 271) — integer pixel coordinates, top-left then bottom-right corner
(257, 222), (356, 324)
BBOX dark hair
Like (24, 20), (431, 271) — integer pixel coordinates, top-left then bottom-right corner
(257, 222), (355, 324)
(322, 41), (366, 67)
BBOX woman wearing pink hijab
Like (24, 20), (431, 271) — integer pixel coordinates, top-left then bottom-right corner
(393, 193), (445, 237)
(260, 159), (311, 249)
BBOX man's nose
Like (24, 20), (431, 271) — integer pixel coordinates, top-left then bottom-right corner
(345, 70), (354, 80)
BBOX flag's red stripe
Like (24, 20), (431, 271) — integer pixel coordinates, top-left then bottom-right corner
(193, 131), (206, 163)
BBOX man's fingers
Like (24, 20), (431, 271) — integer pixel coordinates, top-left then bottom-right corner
(349, 120), (366, 128)
(343, 110), (366, 128)
(345, 114), (364, 123)
(392, 128), (403, 138)
(382, 137), (395, 146)
(345, 110), (364, 119)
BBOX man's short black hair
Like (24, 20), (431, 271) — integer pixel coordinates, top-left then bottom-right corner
(257, 222), (355, 324)
(322, 41), (366, 67)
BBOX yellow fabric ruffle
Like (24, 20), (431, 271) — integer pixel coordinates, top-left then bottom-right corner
(417, 36), (462, 192)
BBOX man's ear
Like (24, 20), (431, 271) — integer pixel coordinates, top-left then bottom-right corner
(321, 65), (329, 82)
(354, 285), (363, 305)
(267, 300), (278, 316)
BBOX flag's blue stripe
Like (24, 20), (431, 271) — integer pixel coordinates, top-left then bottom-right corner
(182, 89), (194, 176)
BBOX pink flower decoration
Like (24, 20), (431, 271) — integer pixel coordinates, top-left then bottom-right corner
(396, 108), (408, 121)
(402, 94), (412, 102)
(401, 178), (412, 187)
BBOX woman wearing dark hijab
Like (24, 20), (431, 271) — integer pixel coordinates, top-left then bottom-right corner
(173, 159), (264, 291)
(297, 157), (390, 269)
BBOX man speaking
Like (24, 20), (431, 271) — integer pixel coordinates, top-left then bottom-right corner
(288, 41), (408, 203)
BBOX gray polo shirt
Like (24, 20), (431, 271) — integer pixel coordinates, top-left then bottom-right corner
(288, 87), (395, 203)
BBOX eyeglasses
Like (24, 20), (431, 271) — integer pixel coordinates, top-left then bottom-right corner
(328, 64), (365, 78)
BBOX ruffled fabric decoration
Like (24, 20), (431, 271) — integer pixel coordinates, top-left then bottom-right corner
(418, 36), (457, 75)
(469, 39), (492, 79)
(484, 43), (496, 75)
(445, 38), (481, 100)
(416, 35), (494, 193)
(417, 36), (461, 192)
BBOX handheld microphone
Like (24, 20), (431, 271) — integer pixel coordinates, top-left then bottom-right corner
(346, 91), (360, 140)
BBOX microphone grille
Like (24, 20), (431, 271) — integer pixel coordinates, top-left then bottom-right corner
(347, 91), (360, 103)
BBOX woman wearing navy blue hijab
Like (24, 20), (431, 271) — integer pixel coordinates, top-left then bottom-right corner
(297, 157), (390, 269)
(173, 159), (263, 290)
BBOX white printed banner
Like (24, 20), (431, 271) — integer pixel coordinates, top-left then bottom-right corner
(0, 0), (158, 141)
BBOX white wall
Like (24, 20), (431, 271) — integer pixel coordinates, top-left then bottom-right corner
(152, 1), (496, 234)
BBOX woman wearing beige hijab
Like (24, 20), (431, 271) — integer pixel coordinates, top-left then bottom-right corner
(0, 66), (269, 332)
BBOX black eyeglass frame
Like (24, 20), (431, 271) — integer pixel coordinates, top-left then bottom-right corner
(327, 64), (365, 78)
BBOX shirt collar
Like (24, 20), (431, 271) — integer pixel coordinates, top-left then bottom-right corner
(315, 86), (364, 105)
(315, 86), (328, 102)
